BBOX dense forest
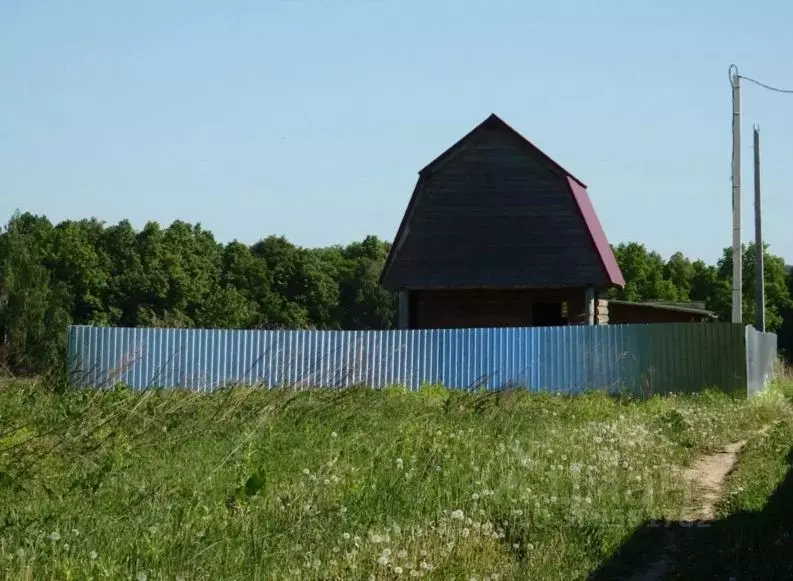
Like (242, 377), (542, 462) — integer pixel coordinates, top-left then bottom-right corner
(1, 211), (792, 372)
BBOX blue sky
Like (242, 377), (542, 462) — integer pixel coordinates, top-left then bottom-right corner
(2, 1), (792, 264)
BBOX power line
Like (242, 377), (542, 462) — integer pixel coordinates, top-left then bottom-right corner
(730, 66), (793, 94)
(740, 75), (793, 94)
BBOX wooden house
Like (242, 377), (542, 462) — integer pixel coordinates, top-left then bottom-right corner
(380, 113), (625, 329)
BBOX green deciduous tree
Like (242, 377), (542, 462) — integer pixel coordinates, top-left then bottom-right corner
(611, 243), (679, 302)
(0, 213), (71, 370)
(714, 243), (792, 331)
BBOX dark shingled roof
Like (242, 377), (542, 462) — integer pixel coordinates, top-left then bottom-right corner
(381, 114), (625, 289)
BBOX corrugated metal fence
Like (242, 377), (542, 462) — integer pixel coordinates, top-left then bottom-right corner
(746, 326), (778, 397)
(67, 323), (777, 396)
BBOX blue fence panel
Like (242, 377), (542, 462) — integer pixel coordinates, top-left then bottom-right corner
(67, 323), (762, 395)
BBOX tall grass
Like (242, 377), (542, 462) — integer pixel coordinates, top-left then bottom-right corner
(0, 380), (790, 580)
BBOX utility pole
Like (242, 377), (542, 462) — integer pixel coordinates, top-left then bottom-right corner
(754, 125), (765, 332)
(730, 65), (742, 324)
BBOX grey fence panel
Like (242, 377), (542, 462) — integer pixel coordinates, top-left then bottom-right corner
(68, 323), (754, 395)
(745, 326), (778, 397)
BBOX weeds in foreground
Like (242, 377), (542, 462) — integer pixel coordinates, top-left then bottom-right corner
(0, 380), (790, 580)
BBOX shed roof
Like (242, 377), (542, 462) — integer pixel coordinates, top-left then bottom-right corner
(608, 300), (717, 318)
(380, 114), (625, 289)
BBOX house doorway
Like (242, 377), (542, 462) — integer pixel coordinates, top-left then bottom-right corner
(532, 301), (567, 327)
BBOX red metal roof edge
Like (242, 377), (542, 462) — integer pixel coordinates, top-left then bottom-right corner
(419, 113), (588, 188)
(565, 176), (625, 288)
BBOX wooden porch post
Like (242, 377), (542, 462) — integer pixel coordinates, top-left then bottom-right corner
(585, 287), (595, 325)
(397, 291), (410, 330)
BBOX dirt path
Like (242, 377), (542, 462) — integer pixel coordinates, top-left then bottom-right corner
(623, 433), (758, 581)
(679, 440), (745, 522)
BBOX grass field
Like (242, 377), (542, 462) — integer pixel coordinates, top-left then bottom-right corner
(1, 380), (792, 580)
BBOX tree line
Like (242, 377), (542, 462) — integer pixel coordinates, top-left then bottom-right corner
(1, 211), (792, 372)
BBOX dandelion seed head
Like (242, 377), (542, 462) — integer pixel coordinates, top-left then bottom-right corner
(89, 550), (98, 560)
(49, 531), (61, 542)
